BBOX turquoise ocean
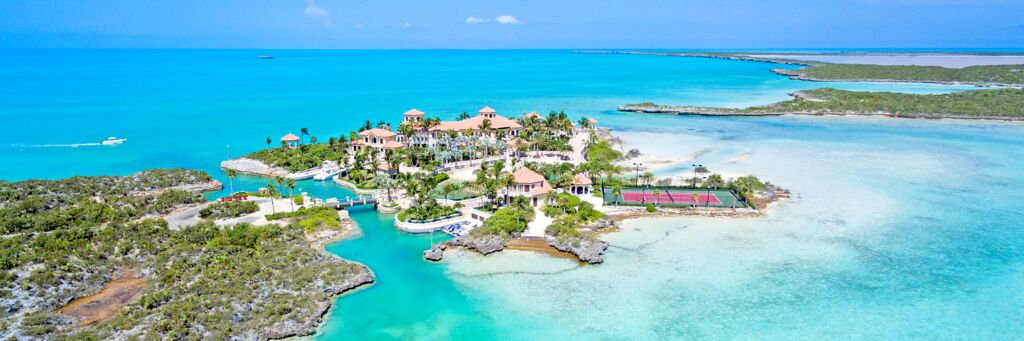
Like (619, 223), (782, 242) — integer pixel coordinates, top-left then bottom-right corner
(2, 49), (1022, 339)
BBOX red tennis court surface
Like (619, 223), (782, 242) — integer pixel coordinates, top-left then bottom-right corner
(621, 191), (721, 205)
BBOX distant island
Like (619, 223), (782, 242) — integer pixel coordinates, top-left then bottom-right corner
(581, 51), (1024, 88)
(620, 88), (1024, 121)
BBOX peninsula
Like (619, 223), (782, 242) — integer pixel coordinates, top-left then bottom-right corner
(0, 169), (374, 340)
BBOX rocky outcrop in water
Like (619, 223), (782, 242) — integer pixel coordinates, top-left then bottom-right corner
(423, 234), (509, 261)
(546, 236), (609, 264)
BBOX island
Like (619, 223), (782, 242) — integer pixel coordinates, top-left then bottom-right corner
(0, 169), (373, 339)
(219, 107), (785, 265)
(620, 88), (1024, 121)
(581, 51), (1024, 87)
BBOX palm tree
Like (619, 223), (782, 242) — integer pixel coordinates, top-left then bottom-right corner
(577, 117), (591, 129)
(273, 175), (286, 197)
(611, 184), (622, 206)
(691, 192), (700, 208)
(310, 136), (318, 145)
(708, 173), (723, 189)
(265, 183), (278, 214)
(458, 112), (471, 120)
(225, 169), (237, 195)
(265, 137), (272, 149)
(360, 120), (373, 132)
(652, 188), (661, 207)
(385, 148), (404, 175)
(375, 173), (397, 203)
(300, 128), (309, 144)
(440, 182), (460, 203)
(285, 178), (296, 212)
(398, 123), (415, 145)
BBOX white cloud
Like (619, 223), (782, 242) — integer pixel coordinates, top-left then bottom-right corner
(465, 16), (491, 24)
(304, 0), (331, 26)
(495, 15), (523, 25)
(350, 23), (364, 29)
(398, 22), (412, 29)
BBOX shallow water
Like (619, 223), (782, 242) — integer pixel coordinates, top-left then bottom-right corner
(1, 50), (1020, 339)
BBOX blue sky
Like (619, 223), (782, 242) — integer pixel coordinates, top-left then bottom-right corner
(1, 0), (1022, 48)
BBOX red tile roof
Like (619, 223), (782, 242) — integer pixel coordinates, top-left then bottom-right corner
(479, 106), (496, 114)
(404, 109), (425, 117)
(513, 167), (546, 184)
(281, 133), (300, 142)
(359, 128), (397, 138)
(524, 112), (543, 119)
(431, 114), (522, 131)
(382, 140), (404, 149)
(572, 173), (593, 186)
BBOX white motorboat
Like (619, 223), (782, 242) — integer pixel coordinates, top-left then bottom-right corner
(286, 168), (320, 180)
(313, 167), (344, 181)
(101, 137), (127, 145)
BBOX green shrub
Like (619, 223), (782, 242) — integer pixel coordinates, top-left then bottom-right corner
(293, 196), (304, 206)
(474, 205), (535, 237)
(646, 203), (656, 212)
(199, 201), (258, 219)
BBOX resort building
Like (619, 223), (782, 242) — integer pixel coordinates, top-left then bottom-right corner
(402, 106), (524, 147)
(281, 133), (300, 148)
(569, 174), (593, 195)
(508, 167), (553, 207)
(402, 109), (425, 124)
(351, 128), (404, 156)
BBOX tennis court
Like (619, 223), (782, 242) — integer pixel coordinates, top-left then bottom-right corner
(604, 187), (742, 208)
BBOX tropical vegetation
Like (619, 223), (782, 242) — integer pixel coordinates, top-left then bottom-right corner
(198, 200), (258, 219)
(472, 196), (535, 237)
(0, 170), (369, 340)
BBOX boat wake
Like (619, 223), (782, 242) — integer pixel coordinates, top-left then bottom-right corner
(11, 142), (105, 148)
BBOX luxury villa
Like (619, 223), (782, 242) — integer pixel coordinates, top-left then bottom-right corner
(351, 128), (404, 155)
(346, 106), (529, 159)
(402, 106), (523, 147)
(508, 167), (553, 207)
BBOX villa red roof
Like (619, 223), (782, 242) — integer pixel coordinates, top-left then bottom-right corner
(572, 174), (593, 186)
(513, 167), (546, 184)
(524, 112), (543, 120)
(431, 114), (523, 132)
(382, 140), (404, 149)
(587, 118), (598, 125)
(359, 128), (397, 138)
(281, 133), (300, 142)
(479, 106), (496, 114)
(404, 109), (425, 117)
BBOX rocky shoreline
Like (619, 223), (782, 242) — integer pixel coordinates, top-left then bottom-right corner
(422, 232), (613, 264)
(265, 260), (375, 340)
(220, 157), (291, 177)
(619, 94), (1024, 122)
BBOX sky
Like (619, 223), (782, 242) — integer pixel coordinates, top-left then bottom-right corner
(0, 0), (1022, 49)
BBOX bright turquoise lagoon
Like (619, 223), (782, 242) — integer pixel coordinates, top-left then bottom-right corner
(2, 49), (1021, 339)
